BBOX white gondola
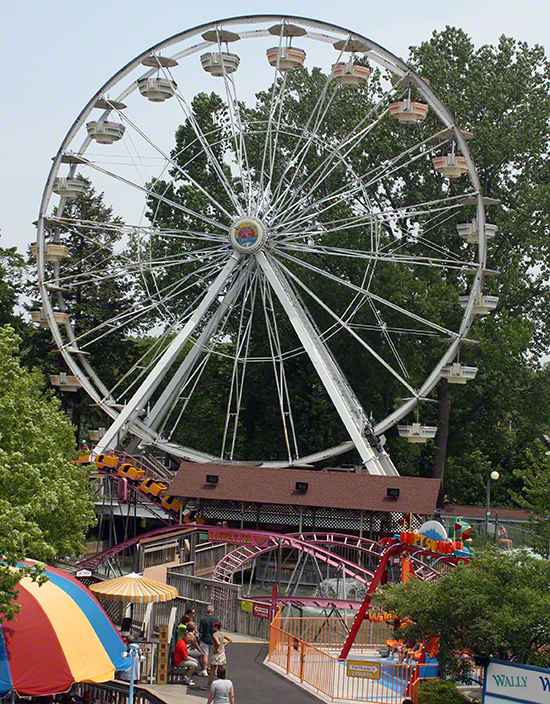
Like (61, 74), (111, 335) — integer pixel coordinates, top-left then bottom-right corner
(332, 61), (370, 87)
(459, 294), (499, 315)
(201, 52), (240, 76)
(432, 154), (469, 178)
(456, 220), (498, 244)
(397, 422), (438, 443)
(389, 99), (429, 124)
(52, 178), (88, 199)
(137, 76), (176, 102)
(440, 362), (478, 384)
(88, 428), (106, 442)
(49, 372), (82, 392)
(31, 309), (70, 327)
(86, 120), (125, 144)
(266, 47), (306, 70)
(30, 243), (69, 262)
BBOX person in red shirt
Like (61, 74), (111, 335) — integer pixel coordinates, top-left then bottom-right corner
(174, 632), (199, 685)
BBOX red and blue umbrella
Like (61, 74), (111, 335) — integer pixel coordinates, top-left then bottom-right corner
(0, 563), (129, 697)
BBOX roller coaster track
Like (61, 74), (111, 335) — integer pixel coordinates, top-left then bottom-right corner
(293, 533), (446, 582)
(211, 531), (375, 585)
(85, 450), (186, 525)
(76, 524), (196, 570)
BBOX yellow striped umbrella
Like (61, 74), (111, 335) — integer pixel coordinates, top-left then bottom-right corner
(89, 572), (178, 604)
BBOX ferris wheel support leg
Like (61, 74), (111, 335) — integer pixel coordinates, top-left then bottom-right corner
(92, 253), (242, 458)
(127, 266), (250, 453)
(256, 251), (396, 476)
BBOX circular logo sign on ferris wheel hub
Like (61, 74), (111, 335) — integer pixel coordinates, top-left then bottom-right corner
(229, 216), (266, 253)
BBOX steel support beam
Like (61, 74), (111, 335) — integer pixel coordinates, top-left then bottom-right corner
(256, 250), (395, 475)
(93, 253), (241, 456)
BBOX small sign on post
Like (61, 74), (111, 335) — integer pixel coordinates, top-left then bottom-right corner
(253, 603), (270, 619)
(346, 661), (381, 680)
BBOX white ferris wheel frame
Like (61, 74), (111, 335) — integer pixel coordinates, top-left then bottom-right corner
(36, 15), (490, 474)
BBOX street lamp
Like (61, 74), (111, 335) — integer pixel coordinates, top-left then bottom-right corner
(484, 470), (500, 544)
(122, 642), (141, 703)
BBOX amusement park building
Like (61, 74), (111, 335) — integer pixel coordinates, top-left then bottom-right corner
(170, 463), (441, 538)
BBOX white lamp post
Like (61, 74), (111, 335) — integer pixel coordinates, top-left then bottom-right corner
(484, 470), (500, 544)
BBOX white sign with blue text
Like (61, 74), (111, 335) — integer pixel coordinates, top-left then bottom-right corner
(484, 660), (550, 704)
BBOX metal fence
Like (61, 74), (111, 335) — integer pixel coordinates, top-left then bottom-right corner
(268, 617), (412, 702)
(278, 615), (393, 653)
(74, 680), (164, 704)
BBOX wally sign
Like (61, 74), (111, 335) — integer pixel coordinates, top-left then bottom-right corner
(484, 659), (550, 704)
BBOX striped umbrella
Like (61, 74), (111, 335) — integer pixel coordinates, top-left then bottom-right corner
(89, 572), (178, 603)
(0, 563), (129, 697)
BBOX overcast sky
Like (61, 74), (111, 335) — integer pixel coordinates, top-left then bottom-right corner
(3, 0), (550, 253)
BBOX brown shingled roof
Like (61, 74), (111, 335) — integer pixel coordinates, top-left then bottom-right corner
(169, 462), (441, 515)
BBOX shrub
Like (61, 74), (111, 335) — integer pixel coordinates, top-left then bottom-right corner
(418, 678), (471, 704)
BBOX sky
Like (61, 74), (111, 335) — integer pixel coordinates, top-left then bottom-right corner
(2, 0), (550, 254)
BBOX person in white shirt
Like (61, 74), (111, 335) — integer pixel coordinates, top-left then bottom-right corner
(206, 666), (235, 704)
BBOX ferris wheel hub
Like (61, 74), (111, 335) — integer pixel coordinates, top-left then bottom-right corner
(229, 216), (267, 253)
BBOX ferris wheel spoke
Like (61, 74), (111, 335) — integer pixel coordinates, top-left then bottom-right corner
(272, 254), (417, 394)
(78, 156), (230, 233)
(108, 104), (236, 222)
(92, 252), (241, 456)
(265, 84), (341, 221)
(277, 191), (475, 240)
(210, 39), (254, 211)
(274, 135), (449, 234)
(259, 274), (300, 462)
(257, 250), (395, 474)
(50, 244), (228, 293)
(268, 91), (394, 225)
(73, 254), (229, 350)
(274, 248), (457, 339)
(221, 268), (260, 460)
(163, 69), (244, 215)
(263, 60), (342, 218)
(276, 242), (471, 272)
(143, 261), (252, 436)
(256, 62), (291, 215)
(47, 216), (228, 244)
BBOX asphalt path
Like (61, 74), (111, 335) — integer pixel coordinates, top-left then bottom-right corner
(225, 642), (323, 704)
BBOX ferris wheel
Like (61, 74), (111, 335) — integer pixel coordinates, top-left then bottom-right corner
(35, 15), (497, 475)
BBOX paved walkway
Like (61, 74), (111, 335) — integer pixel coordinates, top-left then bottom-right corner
(141, 640), (323, 704)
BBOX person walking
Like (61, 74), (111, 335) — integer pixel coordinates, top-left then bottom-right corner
(202, 622), (233, 690)
(198, 604), (217, 676)
(206, 665), (235, 704)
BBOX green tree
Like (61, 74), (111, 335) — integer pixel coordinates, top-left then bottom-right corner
(0, 325), (96, 620)
(0, 246), (27, 330)
(27, 185), (144, 443)
(513, 438), (550, 558)
(373, 550), (550, 677)
(407, 29), (550, 490)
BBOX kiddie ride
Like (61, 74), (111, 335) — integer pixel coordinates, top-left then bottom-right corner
(338, 518), (473, 661)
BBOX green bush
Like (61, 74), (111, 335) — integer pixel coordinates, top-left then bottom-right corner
(418, 678), (471, 704)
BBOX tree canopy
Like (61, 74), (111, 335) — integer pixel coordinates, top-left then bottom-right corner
(372, 550), (550, 677)
(0, 325), (95, 620)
